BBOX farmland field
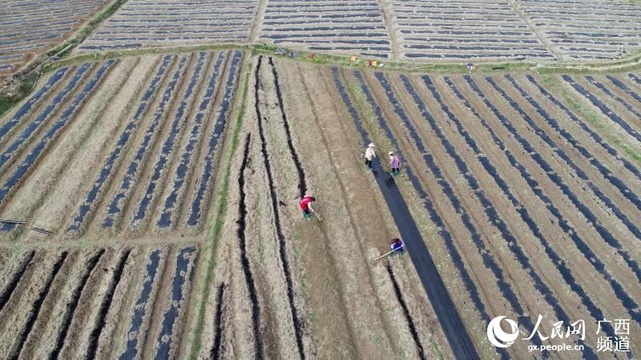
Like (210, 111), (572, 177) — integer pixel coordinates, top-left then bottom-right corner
(0, 50), (242, 241)
(222, 57), (641, 359)
(77, 0), (641, 62)
(77, 0), (260, 52)
(2, 0), (641, 358)
(0, 0), (109, 78)
(3, 49), (639, 358)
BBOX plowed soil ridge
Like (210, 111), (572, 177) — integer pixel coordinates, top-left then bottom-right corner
(255, 55), (306, 359)
(386, 264), (426, 360)
(66, 55), (175, 235)
(49, 249), (105, 360)
(153, 245), (198, 358)
(86, 249), (131, 359)
(485, 76), (641, 243)
(236, 133), (263, 360)
(10, 251), (68, 360)
(464, 76), (641, 326)
(119, 249), (164, 360)
(267, 57), (307, 198)
(442, 75), (623, 343)
(347, 67), (504, 359)
(0, 250), (35, 312)
(416, 74), (598, 356)
(528, 74), (641, 182)
(157, 52), (228, 228)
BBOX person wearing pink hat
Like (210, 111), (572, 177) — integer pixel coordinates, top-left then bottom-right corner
(389, 151), (400, 176)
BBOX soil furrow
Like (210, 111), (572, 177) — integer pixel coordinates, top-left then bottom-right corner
(526, 75), (641, 188)
(313, 66), (424, 357)
(289, 64), (362, 360)
(32, 56), (154, 237)
(153, 245), (198, 359)
(501, 75), (641, 229)
(477, 76), (641, 310)
(0, 64), (91, 173)
(131, 53), (208, 231)
(2, 59), (136, 241)
(386, 264), (426, 360)
(583, 76), (641, 131)
(416, 74), (599, 356)
(267, 57), (307, 198)
(48, 249), (105, 360)
(561, 75), (641, 144)
(85, 249), (131, 359)
(210, 283), (226, 359)
(337, 67), (481, 359)
(255, 56), (306, 359)
(235, 132), (263, 360)
(0, 250), (35, 312)
(0, 62), (109, 209)
(372, 70), (531, 322)
(0, 67), (69, 146)
(8, 251), (68, 360)
(343, 68), (502, 359)
(460, 75), (640, 329)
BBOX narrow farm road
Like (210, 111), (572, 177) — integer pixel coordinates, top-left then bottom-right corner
(369, 161), (481, 360)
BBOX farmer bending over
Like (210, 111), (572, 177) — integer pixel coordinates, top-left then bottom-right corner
(389, 238), (405, 256)
(299, 194), (316, 221)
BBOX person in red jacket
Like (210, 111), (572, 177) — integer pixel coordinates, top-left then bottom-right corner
(299, 194), (316, 220)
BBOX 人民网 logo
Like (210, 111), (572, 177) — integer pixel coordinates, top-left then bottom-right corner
(487, 316), (520, 348)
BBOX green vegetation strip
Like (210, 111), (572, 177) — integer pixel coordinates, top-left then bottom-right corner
(0, 75), (37, 118)
(540, 74), (641, 163)
(49, 44), (641, 79)
(187, 56), (251, 358)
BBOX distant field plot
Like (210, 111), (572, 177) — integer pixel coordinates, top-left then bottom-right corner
(0, 50), (243, 241)
(387, 0), (555, 62)
(78, 0), (258, 52)
(253, 0), (393, 58)
(76, 0), (641, 62)
(519, 0), (641, 61)
(0, 0), (106, 78)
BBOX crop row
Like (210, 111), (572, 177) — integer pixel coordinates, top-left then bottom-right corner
(259, 0), (391, 57)
(78, 0), (258, 51)
(0, 50), (243, 240)
(518, 0), (641, 60)
(0, 61), (115, 204)
(73, 0), (640, 61)
(389, 0), (555, 61)
(0, 245), (197, 359)
(464, 74), (641, 324)
(331, 67), (640, 356)
(334, 68), (498, 358)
